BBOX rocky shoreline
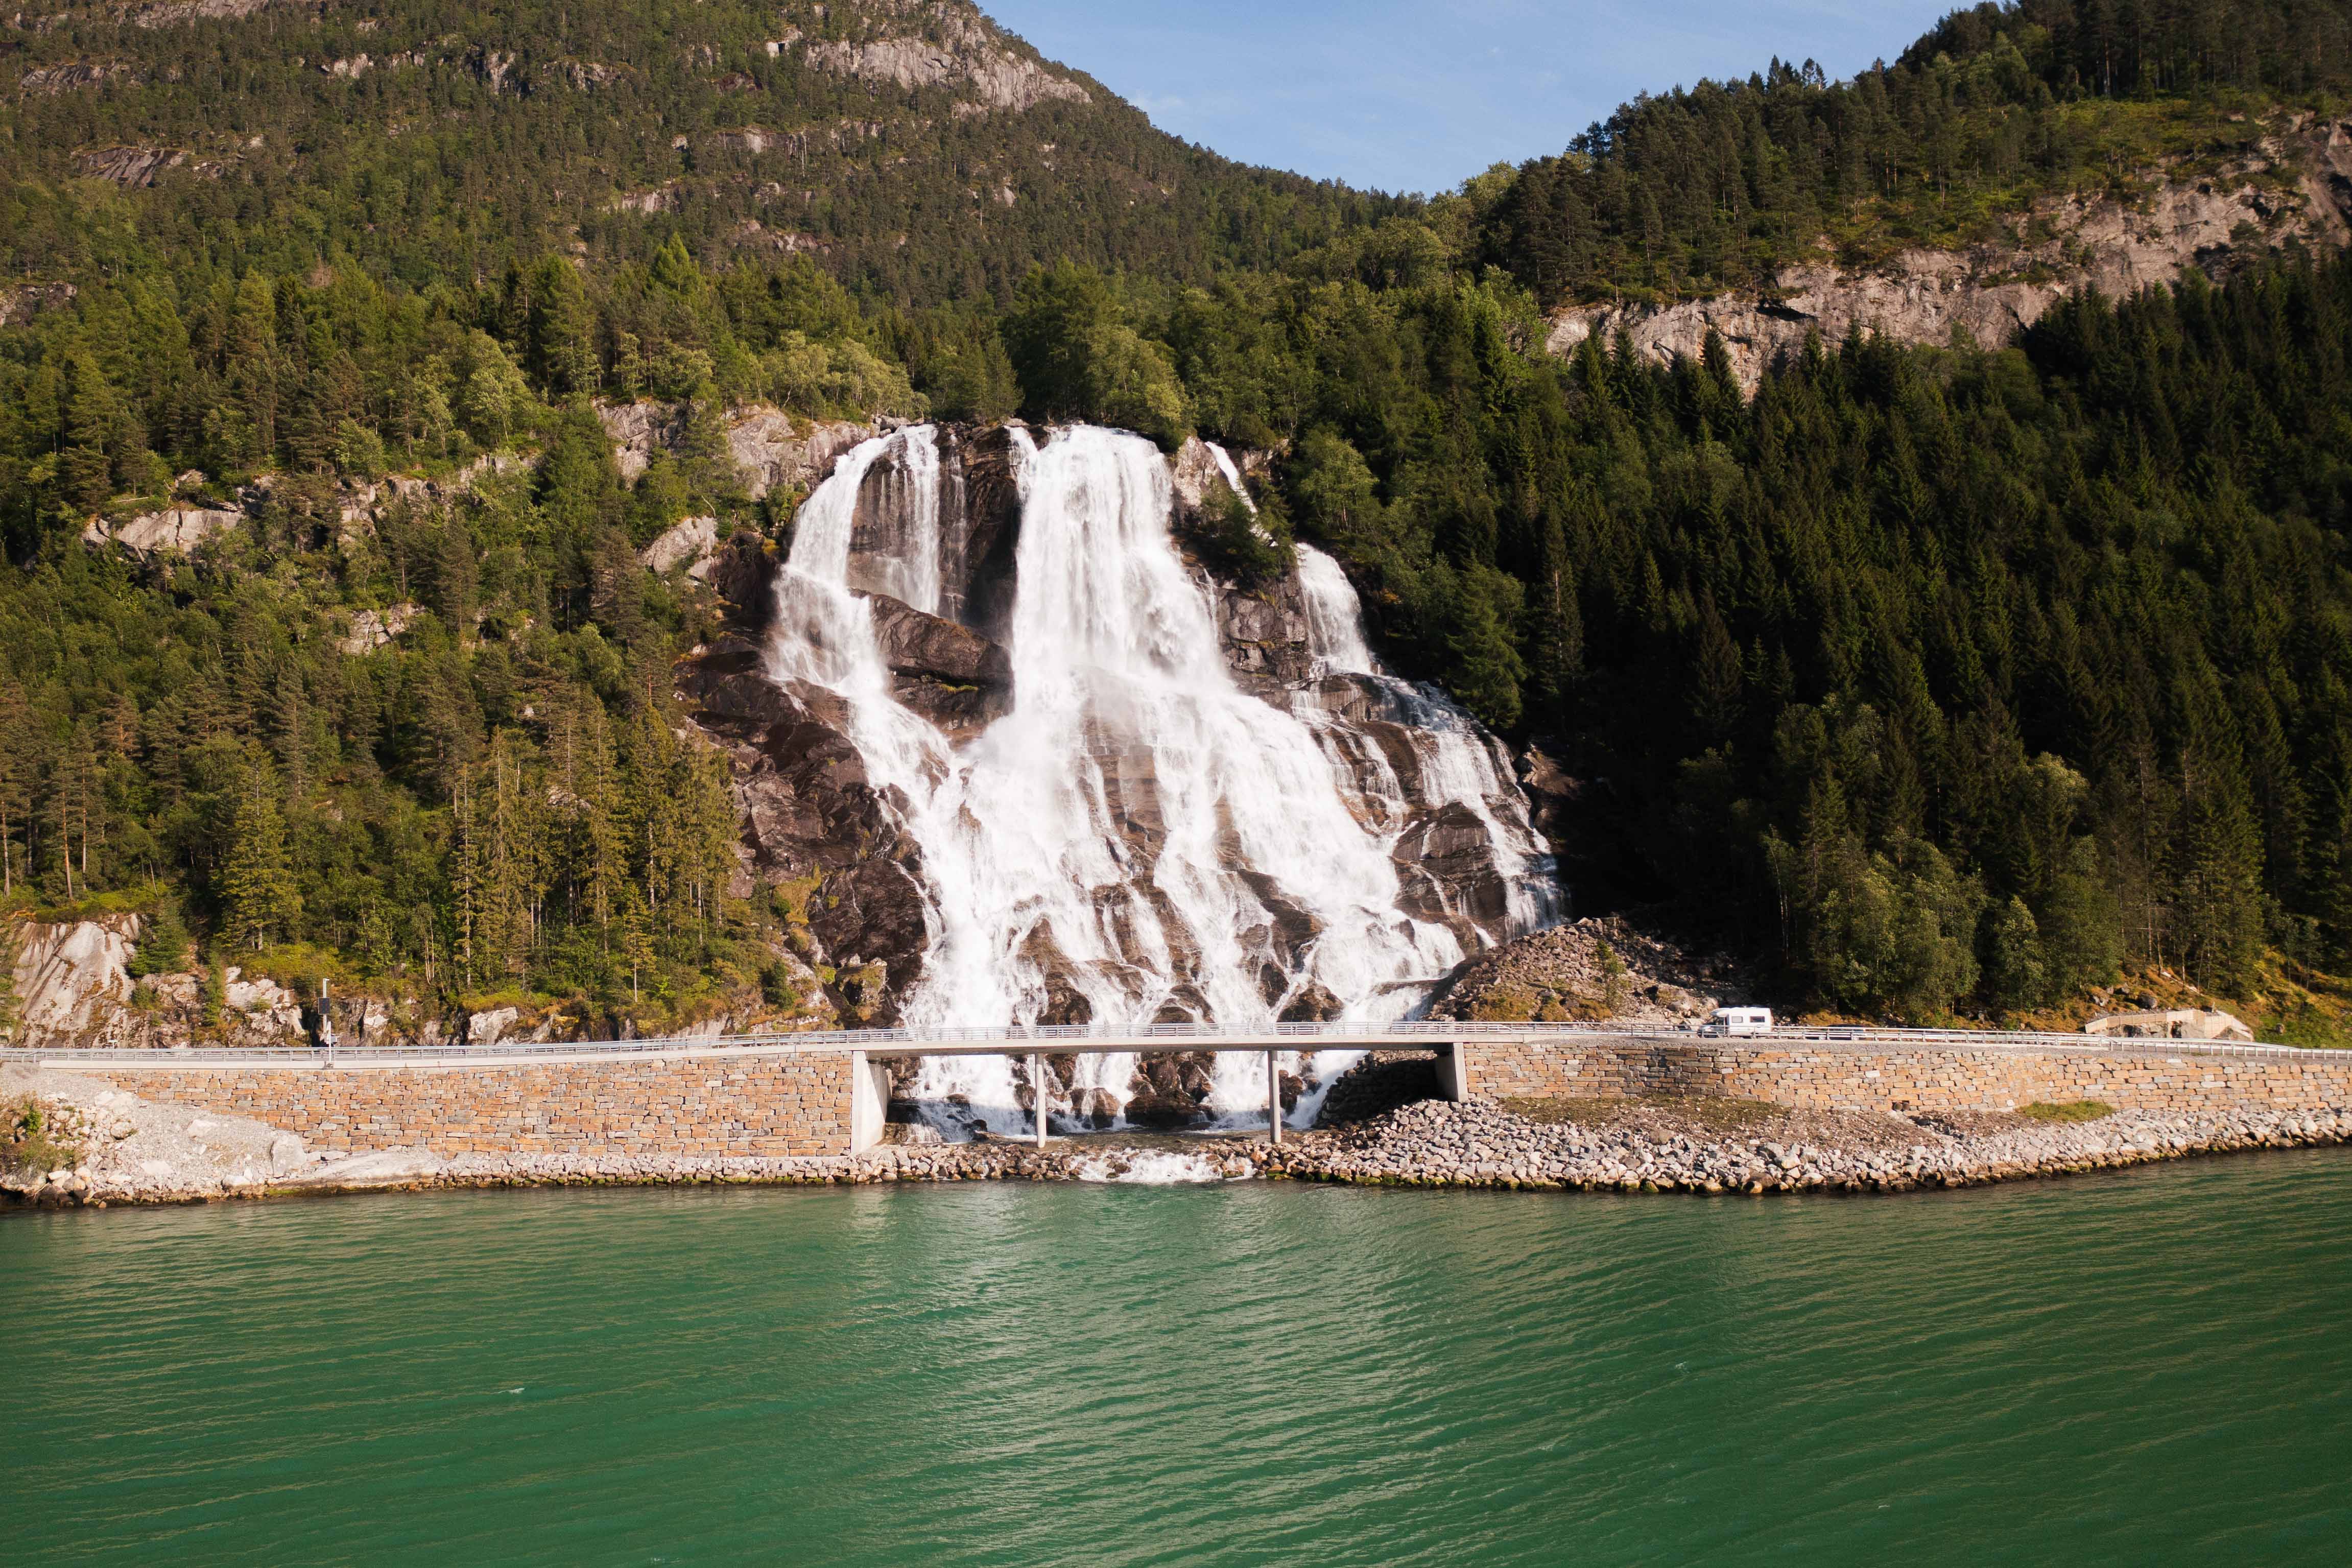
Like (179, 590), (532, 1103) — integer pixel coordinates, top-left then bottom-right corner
(7, 1058), (2346, 1206)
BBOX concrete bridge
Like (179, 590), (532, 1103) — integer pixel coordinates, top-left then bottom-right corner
(8, 1021), (2344, 1161)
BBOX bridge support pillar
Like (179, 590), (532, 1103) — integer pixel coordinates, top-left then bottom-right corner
(1435, 1043), (1470, 1102)
(1030, 1053), (1048, 1147)
(1267, 1049), (1281, 1145)
(849, 1051), (890, 1155)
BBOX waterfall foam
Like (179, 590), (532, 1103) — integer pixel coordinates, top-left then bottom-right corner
(766, 426), (1559, 1138)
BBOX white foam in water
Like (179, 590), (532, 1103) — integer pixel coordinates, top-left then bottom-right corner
(768, 426), (1558, 1139)
(1070, 1150), (1241, 1184)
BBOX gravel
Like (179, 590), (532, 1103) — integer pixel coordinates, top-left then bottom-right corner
(8, 1064), (2344, 1206)
(1268, 1096), (2352, 1193)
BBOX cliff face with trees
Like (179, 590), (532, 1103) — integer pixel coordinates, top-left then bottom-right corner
(3, 0), (2352, 1037)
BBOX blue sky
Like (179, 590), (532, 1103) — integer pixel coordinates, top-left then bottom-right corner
(980, 1), (1964, 195)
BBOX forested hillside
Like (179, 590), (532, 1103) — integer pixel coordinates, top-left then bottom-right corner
(3, 0), (2350, 1036)
(1468, 0), (2352, 307)
(3, 0), (1382, 301)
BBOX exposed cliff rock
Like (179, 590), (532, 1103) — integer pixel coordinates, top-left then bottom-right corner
(728, 408), (890, 499)
(597, 399), (883, 497)
(640, 513), (721, 577)
(791, 0), (1091, 116)
(6, 916), (323, 1049)
(7, 909), (821, 1052)
(19, 59), (139, 93)
(1427, 914), (1750, 1026)
(11, 917), (140, 1046)
(0, 282), (77, 327)
(1550, 118), (2352, 389)
(80, 504), (240, 556)
(74, 144), (185, 185)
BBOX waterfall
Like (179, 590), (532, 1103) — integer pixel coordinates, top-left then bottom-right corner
(1291, 544), (1562, 937)
(767, 425), (1558, 1138)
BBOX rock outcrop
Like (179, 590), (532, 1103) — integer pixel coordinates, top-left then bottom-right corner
(1427, 914), (1747, 1026)
(678, 638), (934, 1020)
(80, 505), (240, 555)
(10, 917), (140, 1047)
(793, 1), (1091, 116)
(2085, 1008), (2255, 1042)
(596, 398), (882, 497)
(1550, 118), (2352, 390)
(74, 144), (185, 186)
(0, 281), (77, 327)
(640, 514), (720, 577)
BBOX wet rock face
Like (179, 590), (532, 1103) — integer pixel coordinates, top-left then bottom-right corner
(705, 533), (782, 632)
(865, 593), (1011, 687)
(1298, 675), (1536, 951)
(1210, 578), (1318, 691)
(824, 423), (1026, 635)
(939, 424), (1027, 639)
(678, 638), (932, 1020)
(864, 568), (1015, 741)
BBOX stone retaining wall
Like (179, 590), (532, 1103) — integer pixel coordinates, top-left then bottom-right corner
(63, 1050), (862, 1158)
(1461, 1038), (2352, 1115)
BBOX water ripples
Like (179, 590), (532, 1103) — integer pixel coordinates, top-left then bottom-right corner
(6, 1153), (2351, 1564)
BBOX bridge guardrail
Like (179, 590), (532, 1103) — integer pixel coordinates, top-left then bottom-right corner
(0, 1018), (2334, 1067)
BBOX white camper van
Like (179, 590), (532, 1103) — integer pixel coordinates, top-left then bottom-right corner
(1698, 1007), (1772, 1037)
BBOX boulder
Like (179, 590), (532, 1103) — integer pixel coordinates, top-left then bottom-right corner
(467, 1006), (521, 1046)
(640, 514), (720, 577)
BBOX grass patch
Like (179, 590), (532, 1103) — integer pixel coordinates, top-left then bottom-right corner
(2022, 1100), (2114, 1124)
(25, 881), (170, 925)
(2, 1096), (78, 1177)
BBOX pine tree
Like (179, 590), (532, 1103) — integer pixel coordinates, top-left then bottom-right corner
(220, 764), (301, 952)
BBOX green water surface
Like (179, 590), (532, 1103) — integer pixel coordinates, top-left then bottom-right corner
(5, 1152), (2349, 1565)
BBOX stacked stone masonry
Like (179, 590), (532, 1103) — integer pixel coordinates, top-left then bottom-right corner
(70, 1051), (860, 1158)
(1462, 1038), (2352, 1115)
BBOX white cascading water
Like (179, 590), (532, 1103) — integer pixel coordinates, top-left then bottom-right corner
(1292, 543), (1561, 940)
(768, 425), (1557, 1137)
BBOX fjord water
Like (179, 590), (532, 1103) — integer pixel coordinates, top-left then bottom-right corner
(8, 1155), (2350, 1564)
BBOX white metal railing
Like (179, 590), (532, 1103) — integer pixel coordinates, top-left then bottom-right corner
(0, 1017), (2335, 1067)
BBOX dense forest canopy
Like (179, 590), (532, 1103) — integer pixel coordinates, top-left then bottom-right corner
(2, 0), (2351, 1035)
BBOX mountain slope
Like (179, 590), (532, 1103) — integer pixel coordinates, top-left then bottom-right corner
(1457, 0), (2352, 378)
(3, 0), (1386, 303)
